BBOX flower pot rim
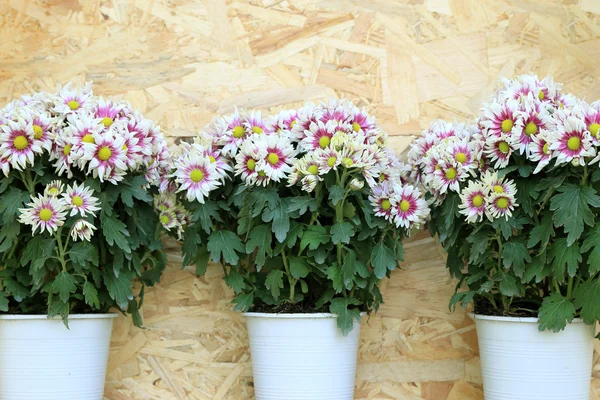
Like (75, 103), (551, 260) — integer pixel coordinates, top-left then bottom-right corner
(0, 313), (119, 320)
(469, 312), (585, 324)
(243, 311), (367, 319)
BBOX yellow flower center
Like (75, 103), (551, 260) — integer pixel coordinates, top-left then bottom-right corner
(48, 187), (59, 195)
(190, 169), (204, 182)
(352, 122), (361, 132)
(98, 146), (112, 161)
(82, 134), (95, 144)
(379, 173), (386, 182)
(381, 199), (391, 210)
(567, 136), (581, 151)
(13, 135), (29, 150)
(290, 120), (297, 127)
(342, 157), (354, 167)
(496, 197), (509, 209)
(472, 195), (484, 207)
(252, 126), (263, 134)
(267, 153), (279, 165)
(258, 170), (266, 177)
(493, 185), (504, 193)
(501, 119), (513, 132)
(538, 91), (545, 100)
(67, 100), (80, 110)
(327, 156), (337, 167)
(445, 167), (457, 180)
(589, 123), (600, 137)
(101, 117), (113, 127)
(72, 195), (84, 207)
(63, 144), (72, 156)
(543, 143), (549, 155)
(247, 159), (256, 171)
(233, 126), (245, 138)
(498, 141), (510, 154)
(455, 152), (467, 163)
(33, 125), (43, 139)
(160, 215), (170, 224)
(399, 200), (410, 212)
(319, 136), (331, 149)
(209, 155), (216, 163)
(435, 164), (441, 171)
(39, 208), (52, 221)
(525, 122), (537, 136)
(307, 165), (318, 175)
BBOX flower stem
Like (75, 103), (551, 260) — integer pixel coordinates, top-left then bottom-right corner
(281, 248), (296, 303)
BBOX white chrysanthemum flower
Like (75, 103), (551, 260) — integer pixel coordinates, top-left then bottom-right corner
(234, 138), (264, 186)
(391, 184), (429, 230)
(63, 183), (101, 217)
(53, 82), (94, 116)
(172, 152), (221, 203)
(44, 180), (64, 197)
(0, 118), (44, 170)
(349, 177), (364, 190)
(300, 174), (319, 193)
(80, 129), (129, 183)
(480, 171), (517, 197)
(480, 98), (523, 139)
(483, 131), (519, 169)
(529, 130), (553, 173)
(18, 194), (68, 235)
(254, 134), (296, 182)
(548, 115), (595, 166)
(458, 180), (487, 223)
(70, 220), (97, 242)
(431, 160), (465, 194)
(485, 191), (518, 221)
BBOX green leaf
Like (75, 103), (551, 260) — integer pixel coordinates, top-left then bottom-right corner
(194, 248), (209, 276)
(0, 188), (30, 222)
(224, 270), (246, 293)
(538, 292), (575, 333)
(68, 242), (99, 267)
(329, 297), (361, 336)
(21, 236), (44, 267)
(104, 270), (134, 310)
(181, 228), (201, 267)
(573, 278), (600, 325)
(232, 292), (254, 312)
(527, 213), (554, 249)
(249, 187), (279, 217)
(52, 271), (77, 303)
(300, 225), (329, 251)
(548, 238), (581, 282)
(0, 292), (8, 311)
(326, 263), (344, 293)
(120, 175), (152, 207)
(581, 225), (600, 274)
(265, 270), (284, 298)
(207, 230), (245, 265)
(3, 277), (28, 302)
(498, 272), (521, 296)
(502, 240), (531, 277)
(371, 243), (396, 279)
(467, 229), (490, 265)
(192, 200), (221, 234)
(246, 224), (273, 270)
(101, 212), (131, 253)
(262, 200), (290, 243)
(330, 221), (354, 245)
(83, 281), (100, 309)
(342, 249), (358, 286)
(288, 196), (317, 216)
(523, 253), (551, 283)
(550, 184), (600, 245)
(441, 192), (460, 231)
(315, 288), (335, 309)
(289, 257), (310, 279)
(328, 185), (345, 205)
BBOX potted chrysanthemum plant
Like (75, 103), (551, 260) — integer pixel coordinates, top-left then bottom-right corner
(0, 83), (170, 399)
(162, 100), (428, 399)
(408, 73), (600, 399)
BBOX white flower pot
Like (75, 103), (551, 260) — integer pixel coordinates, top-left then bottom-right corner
(244, 312), (363, 400)
(473, 313), (595, 400)
(0, 313), (118, 400)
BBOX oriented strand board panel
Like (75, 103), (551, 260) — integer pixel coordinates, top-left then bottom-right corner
(1, 0), (600, 399)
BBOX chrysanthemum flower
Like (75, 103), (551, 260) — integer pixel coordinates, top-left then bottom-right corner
(350, 107), (377, 135)
(431, 160), (464, 194)
(189, 142), (232, 180)
(458, 180), (487, 223)
(369, 181), (396, 220)
(350, 178), (364, 191)
(548, 116), (595, 166)
(486, 192), (518, 221)
(159, 209), (179, 231)
(254, 135), (296, 182)
(315, 147), (342, 174)
(300, 120), (336, 152)
(218, 110), (248, 156)
(529, 131), (553, 173)
(0, 118), (44, 170)
(0, 156), (10, 177)
(173, 153), (221, 203)
(18, 194), (68, 235)
(244, 110), (271, 136)
(94, 97), (129, 128)
(23, 110), (54, 152)
(300, 174), (319, 193)
(50, 130), (76, 178)
(268, 109), (298, 134)
(484, 132), (518, 169)
(234, 139), (264, 186)
(319, 99), (353, 125)
(392, 184), (429, 230)
(154, 193), (176, 212)
(516, 97), (550, 154)
(70, 220), (97, 242)
(44, 180), (64, 197)
(481, 171), (517, 197)
(480, 99), (522, 138)
(53, 82), (93, 115)
(291, 103), (319, 142)
(64, 113), (104, 160)
(63, 183), (101, 217)
(81, 129), (129, 183)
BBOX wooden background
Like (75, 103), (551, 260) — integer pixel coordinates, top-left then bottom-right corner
(2, 0), (600, 398)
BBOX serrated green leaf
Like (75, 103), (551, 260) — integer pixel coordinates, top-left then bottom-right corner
(573, 278), (600, 325)
(523, 253), (551, 283)
(120, 175), (152, 207)
(83, 281), (100, 309)
(101, 212), (131, 253)
(289, 256), (310, 279)
(449, 290), (476, 311)
(315, 288), (335, 309)
(287, 196), (317, 215)
(192, 200), (221, 234)
(538, 292), (575, 333)
(265, 270), (284, 298)
(300, 225), (329, 251)
(502, 240), (531, 277)
(371, 243), (396, 279)
(581, 225), (600, 274)
(104, 269), (134, 310)
(527, 213), (554, 249)
(329, 297), (361, 336)
(498, 272), (521, 296)
(467, 229), (490, 265)
(52, 271), (77, 303)
(68, 242), (99, 267)
(326, 263), (344, 293)
(330, 221), (354, 245)
(0, 188), (31, 222)
(232, 292), (254, 312)
(548, 238), (581, 282)
(0, 292), (8, 311)
(224, 269), (246, 293)
(249, 187), (279, 217)
(262, 200), (290, 243)
(3, 277), (28, 302)
(246, 224), (273, 270)
(195, 247), (209, 276)
(328, 185), (345, 205)
(207, 230), (244, 265)
(342, 249), (357, 286)
(550, 184), (600, 245)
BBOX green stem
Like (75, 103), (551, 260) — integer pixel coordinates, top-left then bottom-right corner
(54, 227), (68, 272)
(495, 234), (509, 313)
(553, 279), (562, 295)
(582, 164), (589, 185)
(281, 248), (296, 303)
(566, 276), (574, 300)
